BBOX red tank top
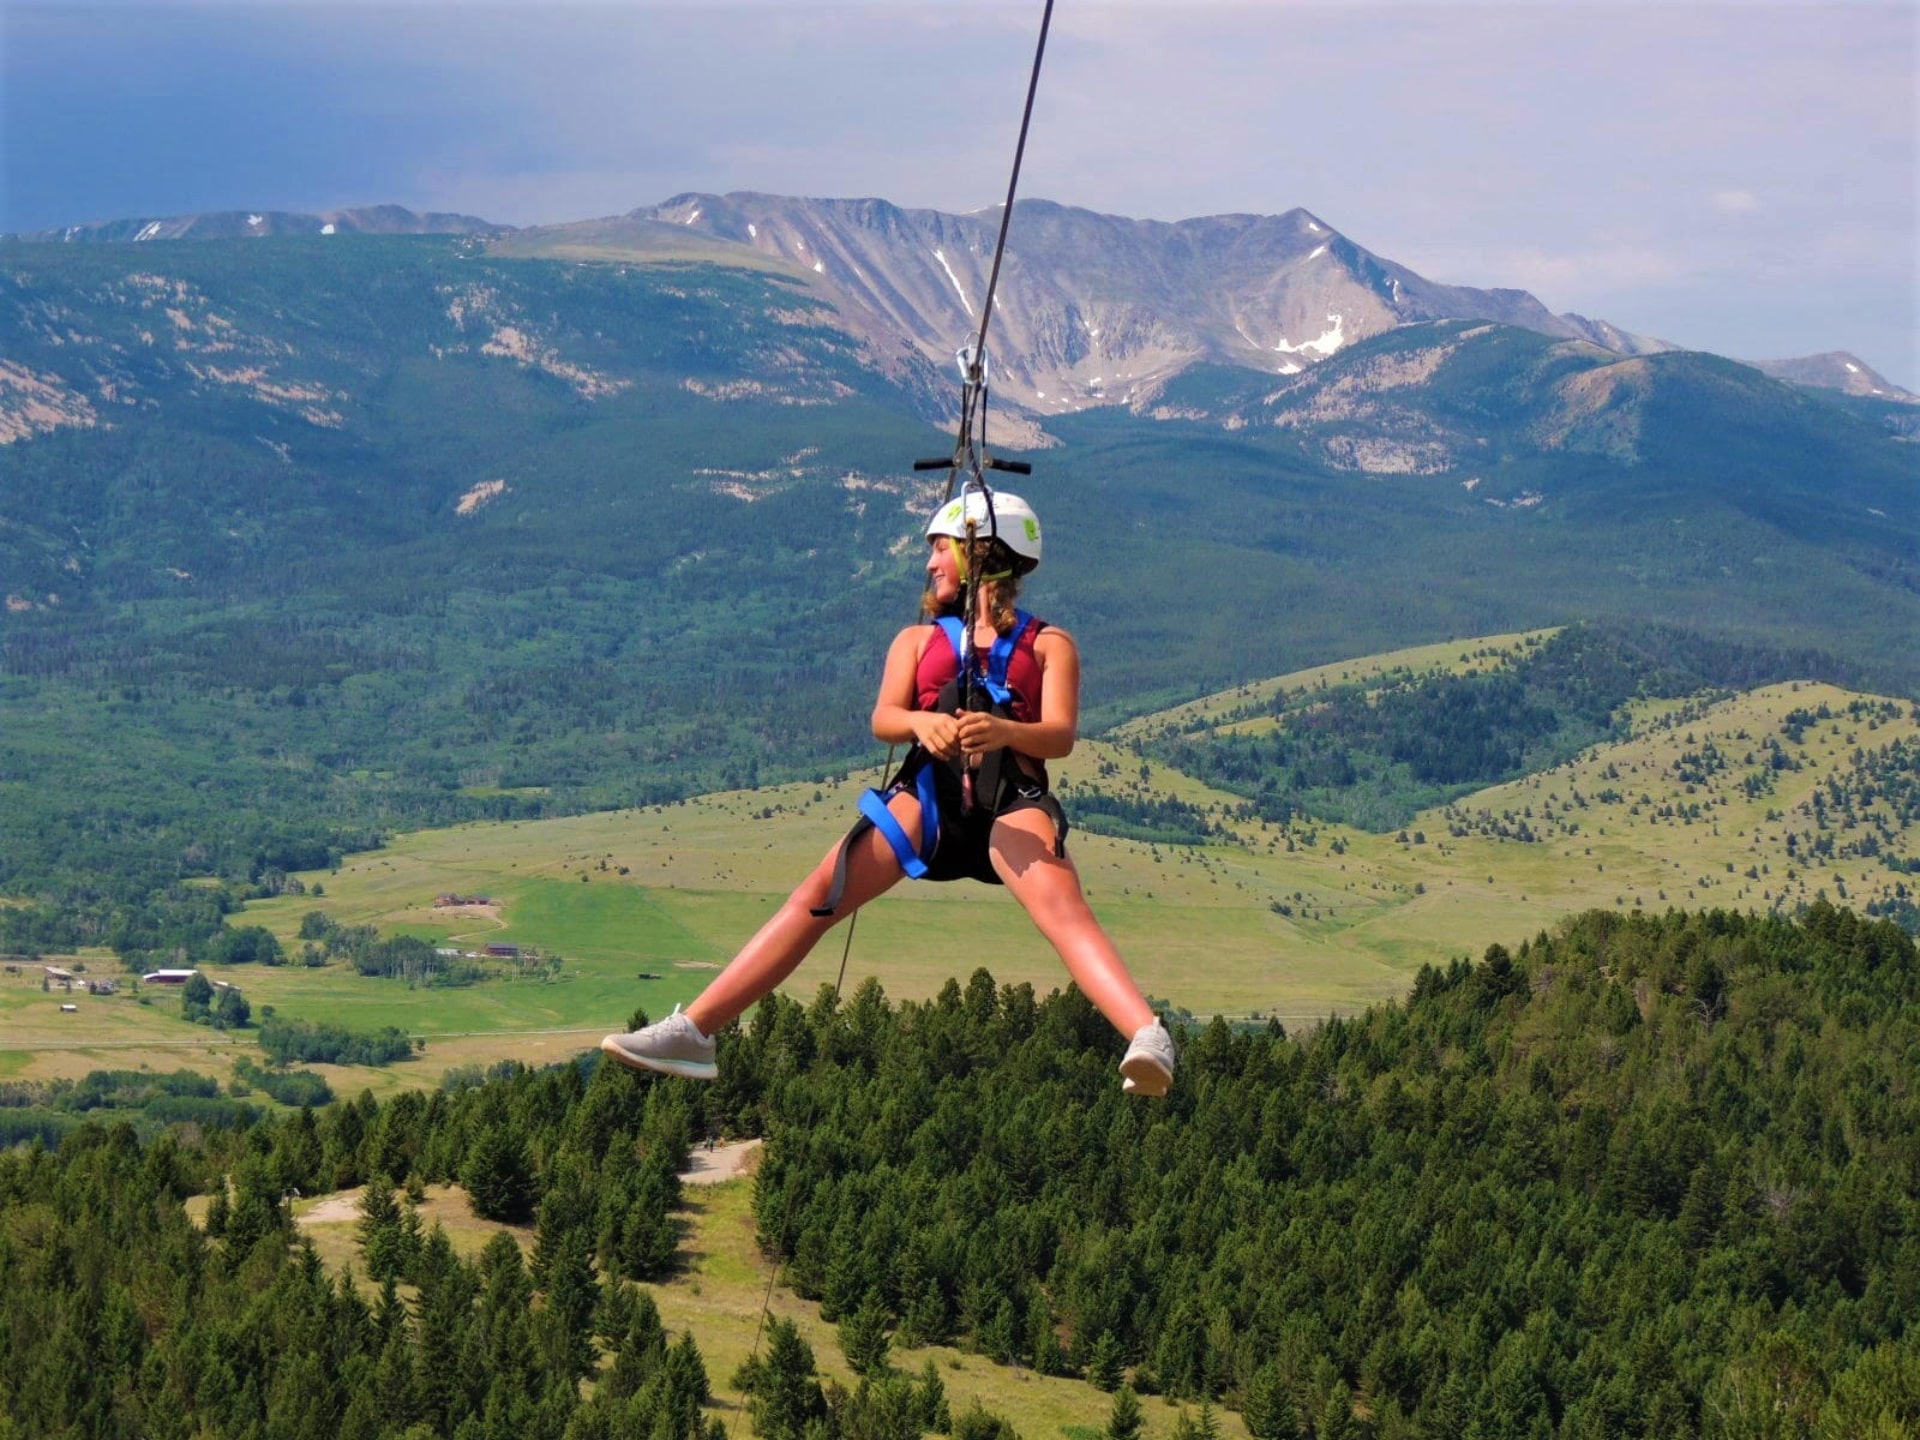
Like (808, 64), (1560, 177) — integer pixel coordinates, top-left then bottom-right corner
(914, 616), (1047, 723)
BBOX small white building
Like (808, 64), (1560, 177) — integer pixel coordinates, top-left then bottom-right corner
(142, 968), (199, 985)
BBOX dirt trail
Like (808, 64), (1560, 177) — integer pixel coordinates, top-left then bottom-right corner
(681, 1138), (762, 1185)
(299, 1187), (365, 1225)
(293, 1139), (762, 1227)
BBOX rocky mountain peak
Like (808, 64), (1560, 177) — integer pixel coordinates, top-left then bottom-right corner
(614, 192), (1671, 420)
(1753, 352), (1917, 404)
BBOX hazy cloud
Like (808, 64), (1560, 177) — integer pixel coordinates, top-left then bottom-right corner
(3, 1), (1913, 384)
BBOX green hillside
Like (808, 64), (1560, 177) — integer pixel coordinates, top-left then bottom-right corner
(7, 624), (1914, 1104)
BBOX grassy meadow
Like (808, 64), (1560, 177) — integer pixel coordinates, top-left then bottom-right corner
(8, 626), (1914, 1100)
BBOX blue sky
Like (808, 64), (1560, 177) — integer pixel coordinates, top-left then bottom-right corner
(4, 1), (1914, 385)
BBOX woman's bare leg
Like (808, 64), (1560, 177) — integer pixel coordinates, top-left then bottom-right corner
(684, 792), (921, 1035)
(990, 808), (1155, 1037)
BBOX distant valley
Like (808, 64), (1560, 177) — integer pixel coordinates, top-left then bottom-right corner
(1, 202), (1916, 972)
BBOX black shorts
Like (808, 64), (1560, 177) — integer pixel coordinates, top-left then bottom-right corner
(898, 752), (1068, 887)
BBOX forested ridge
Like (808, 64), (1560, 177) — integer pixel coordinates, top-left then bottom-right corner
(5, 904), (1917, 1439)
(1145, 623), (1874, 833)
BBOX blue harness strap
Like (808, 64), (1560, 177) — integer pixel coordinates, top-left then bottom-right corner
(856, 761), (941, 880)
(935, 610), (1032, 707)
(811, 759), (942, 916)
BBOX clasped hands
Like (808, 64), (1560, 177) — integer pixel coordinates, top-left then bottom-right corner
(915, 710), (1007, 761)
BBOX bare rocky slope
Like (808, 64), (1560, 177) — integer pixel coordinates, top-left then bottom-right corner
(18, 192), (1900, 419)
(15, 205), (504, 244)
(507, 192), (1674, 423)
(1754, 351), (1917, 404)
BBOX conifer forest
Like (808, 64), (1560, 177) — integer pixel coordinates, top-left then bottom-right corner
(4, 906), (1917, 1439)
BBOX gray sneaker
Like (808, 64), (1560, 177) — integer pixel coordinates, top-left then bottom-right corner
(1119, 1020), (1174, 1097)
(600, 1005), (717, 1080)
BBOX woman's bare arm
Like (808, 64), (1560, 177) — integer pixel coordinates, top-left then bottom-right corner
(953, 626), (1080, 760)
(871, 626), (962, 759)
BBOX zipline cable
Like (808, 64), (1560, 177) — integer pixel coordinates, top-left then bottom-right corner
(966, 0), (1055, 453)
(913, 0), (1054, 507)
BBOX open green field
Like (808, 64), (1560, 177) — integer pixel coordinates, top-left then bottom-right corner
(9, 625), (1913, 1100)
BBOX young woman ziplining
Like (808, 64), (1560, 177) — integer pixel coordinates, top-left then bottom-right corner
(601, 490), (1175, 1096)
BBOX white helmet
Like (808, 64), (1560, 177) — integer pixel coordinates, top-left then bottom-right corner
(924, 489), (1043, 574)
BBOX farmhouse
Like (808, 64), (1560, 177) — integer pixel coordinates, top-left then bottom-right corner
(434, 893), (494, 908)
(42, 965), (76, 985)
(483, 944), (520, 959)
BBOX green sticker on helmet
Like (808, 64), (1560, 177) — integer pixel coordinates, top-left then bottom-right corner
(1025, 518), (1039, 541)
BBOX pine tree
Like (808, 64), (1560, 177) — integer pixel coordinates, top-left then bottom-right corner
(668, 1332), (712, 1404)
(902, 1279), (949, 1349)
(841, 1375), (924, 1440)
(605, 1298), (669, 1401)
(615, 1185), (678, 1281)
(753, 1318), (829, 1440)
(821, 1216), (866, 1322)
(359, 1171), (403, 1280)
(204, 1183), (231, 1237)
(914, 1358), (952, 1433)
(534, 1149), (599, 1285)
(663, 1333), (713, 1440)
(839, 1290), (893, 1378)
(1241, 1363), (1294, 1440)
(1028, 1301), (1066, 1378)
(597, 1278), (638, 1352)
(1105, 1387), (1144, 1440)
(461, 1124), (536, 1223)
(952, 1402), (1021, 1440)
(1315, 1381), (1356, 1440)
(397, 1196), (426, 1280)
(979, 1298), (1019, 1367)
(1088, 1332), (1125, 1393)
(540, 1226), (600, 1382)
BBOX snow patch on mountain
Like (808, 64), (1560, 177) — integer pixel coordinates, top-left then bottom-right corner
(932, 248), (974, 317)
(1275, 314), (1346, 357)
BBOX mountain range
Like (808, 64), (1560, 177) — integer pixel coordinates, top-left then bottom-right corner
(2, 194), (1917, 924)
(13, 196), (1914, 418)
(17, 204), (502, 245)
